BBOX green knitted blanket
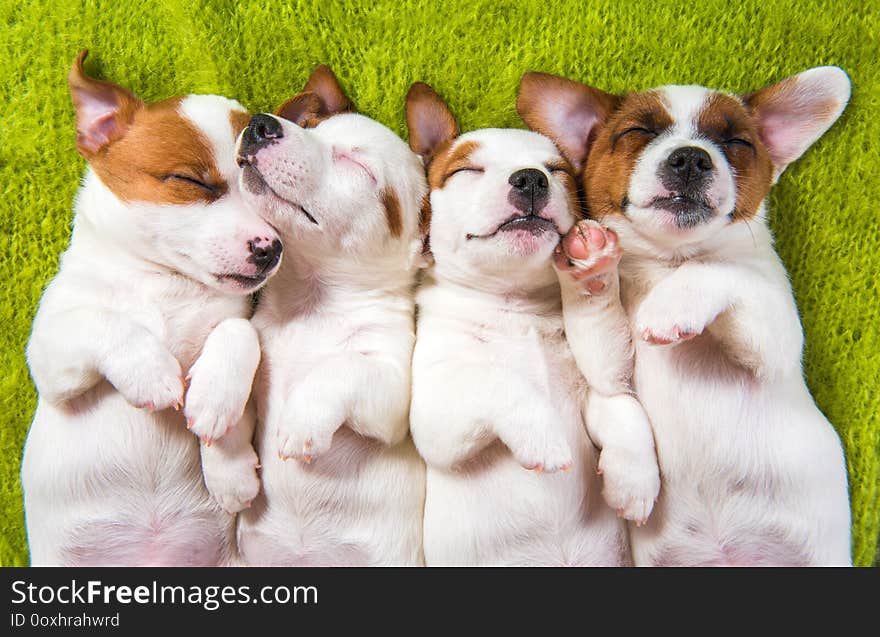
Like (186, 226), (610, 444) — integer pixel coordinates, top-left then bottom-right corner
(0, 0), (876, 565)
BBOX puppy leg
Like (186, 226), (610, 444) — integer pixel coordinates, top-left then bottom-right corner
(584, 393), (660, 524)
(411, 361), (572, 472)
(200, 399), (260, 514)
(27, 308), (183, 410)
(555, 221), (659, 522)
(634, 259), (803, 379)
(274, 352), (411, 463)
(555, 220), (632, 395)
(185, 318), (261, 444)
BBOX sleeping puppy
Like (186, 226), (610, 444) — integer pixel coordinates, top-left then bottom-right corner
(234, 66), (427, 566)
(22, 51), (279, 565)
(406, 83), (660, 565)
(518, 68), (852, 565)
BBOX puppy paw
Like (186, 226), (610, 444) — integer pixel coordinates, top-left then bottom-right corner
(554, 220), (621, 295)
(276, 392), (344, 463)
(597, 447), (660, 525)
(202, 451), (261, 515)
(184, 355), (253, 445)
(509, 432), (573, 474)
(105, 341), (184, 412)
(634, 283), (715, 346)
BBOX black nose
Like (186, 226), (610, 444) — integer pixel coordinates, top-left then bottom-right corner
(665, 146), (713, 181)
(508, 168), (549, 214)
(240, 114), (284, 155)
(248, 237), (283, 275)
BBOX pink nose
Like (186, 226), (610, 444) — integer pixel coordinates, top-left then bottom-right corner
(247, 237), (282, 274)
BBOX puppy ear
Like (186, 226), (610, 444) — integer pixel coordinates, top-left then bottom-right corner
(68, 50), (143, 157)
(303, 64), (356, 115)
(517, 72), (619, 173)
(744, 66), (851, 180)
(406, 82), (459, 162)
(275, 92), (324, 126)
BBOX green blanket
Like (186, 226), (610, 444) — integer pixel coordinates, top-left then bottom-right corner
(1, 0), (877, 566)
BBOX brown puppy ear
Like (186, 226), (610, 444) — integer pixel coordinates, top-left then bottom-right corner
(405, 82), (459, 162)
(303, 64), (356, 115)
(743, 66), (851, 181)
(275, 92), (324, 126)
(517, 72), (619, 172)
(68, 50), (143, 157)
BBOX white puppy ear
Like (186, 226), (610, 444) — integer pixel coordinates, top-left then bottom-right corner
(744, 67), (851, 180)
(517, 72), (619, 172)
(68, 50), (143, 157)
(405, 82), (459, 161)
(303, 64), (356, 115)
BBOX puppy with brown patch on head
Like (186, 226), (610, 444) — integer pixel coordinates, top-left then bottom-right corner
(22, 51), (280, 565)
(406, 83), (660, 566)
(518, 68), (852, 565)
(234, 66), (427, 566)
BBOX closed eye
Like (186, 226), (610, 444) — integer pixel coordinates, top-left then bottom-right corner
(722, 137), (754, 149)
(545, 161), (573, 177)
(613, 127), (658, 143)
(164, 173), (219, 194)
(335, 151), (377, 183)
(446, 166), (484, 179)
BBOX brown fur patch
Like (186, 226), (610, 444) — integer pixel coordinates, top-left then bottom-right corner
(697, 93), (774, 221)
(381, 187), (403, 237)
(229, 109), (251, 139)
(419, 193), (432, 236)
(88, 97), (227, 205)
(546, 158), (582, 219)
(426, 139), (481, 189)
(583, 91), (672, 220)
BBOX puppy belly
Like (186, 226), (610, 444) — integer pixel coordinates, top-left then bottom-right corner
(423, 443), (627, 566)
(23, 393), (231, 566)
(632, 343), (851, 566)
(239, 429), (425, 566)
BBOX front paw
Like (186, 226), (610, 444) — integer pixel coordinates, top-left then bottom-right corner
(634, 284), (713, 346)
(203, 452), (261, 515)
(507, 430), (573, 474)
(276, 394), (344, 463)
(597, 447), (660, 525)
(554, 220), (621, 295)
(105, 342), (184, 412)
(184, 356), (252, 445)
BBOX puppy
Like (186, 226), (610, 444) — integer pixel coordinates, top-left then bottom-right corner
(21, 51), (279, 565)
(406, 83), (660, 565)
(234, 66), (427, 566)
(518, 68), (852, 565)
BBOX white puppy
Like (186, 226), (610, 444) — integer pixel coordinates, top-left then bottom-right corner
(518, 68), (853, 565)
(21, 51), (279, 565)
(234, 66), (427, 565)
(406, 83), (660, 566)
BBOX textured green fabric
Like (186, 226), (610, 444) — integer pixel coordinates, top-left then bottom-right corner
(0, 0), (877, 566)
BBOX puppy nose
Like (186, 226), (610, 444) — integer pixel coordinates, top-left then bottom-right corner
(665, 147), (713, 180)
(508, 168), (549, 214)
(248, 237), (283, 275)
(509, 168), (549, 194)
(241, 114), (284, 155)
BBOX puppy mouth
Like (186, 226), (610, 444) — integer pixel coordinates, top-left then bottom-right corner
(214, 272), (267, 290)
(467, 214), (559, 240)
(238, 158), (319, 226)
(650, 195), (714, 229)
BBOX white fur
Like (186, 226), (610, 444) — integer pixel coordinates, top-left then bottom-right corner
(411, 129), (657, 565)
(236, 113), (427, 566)
(606, 77), (852, 565)
(22, 95), (275, 565)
